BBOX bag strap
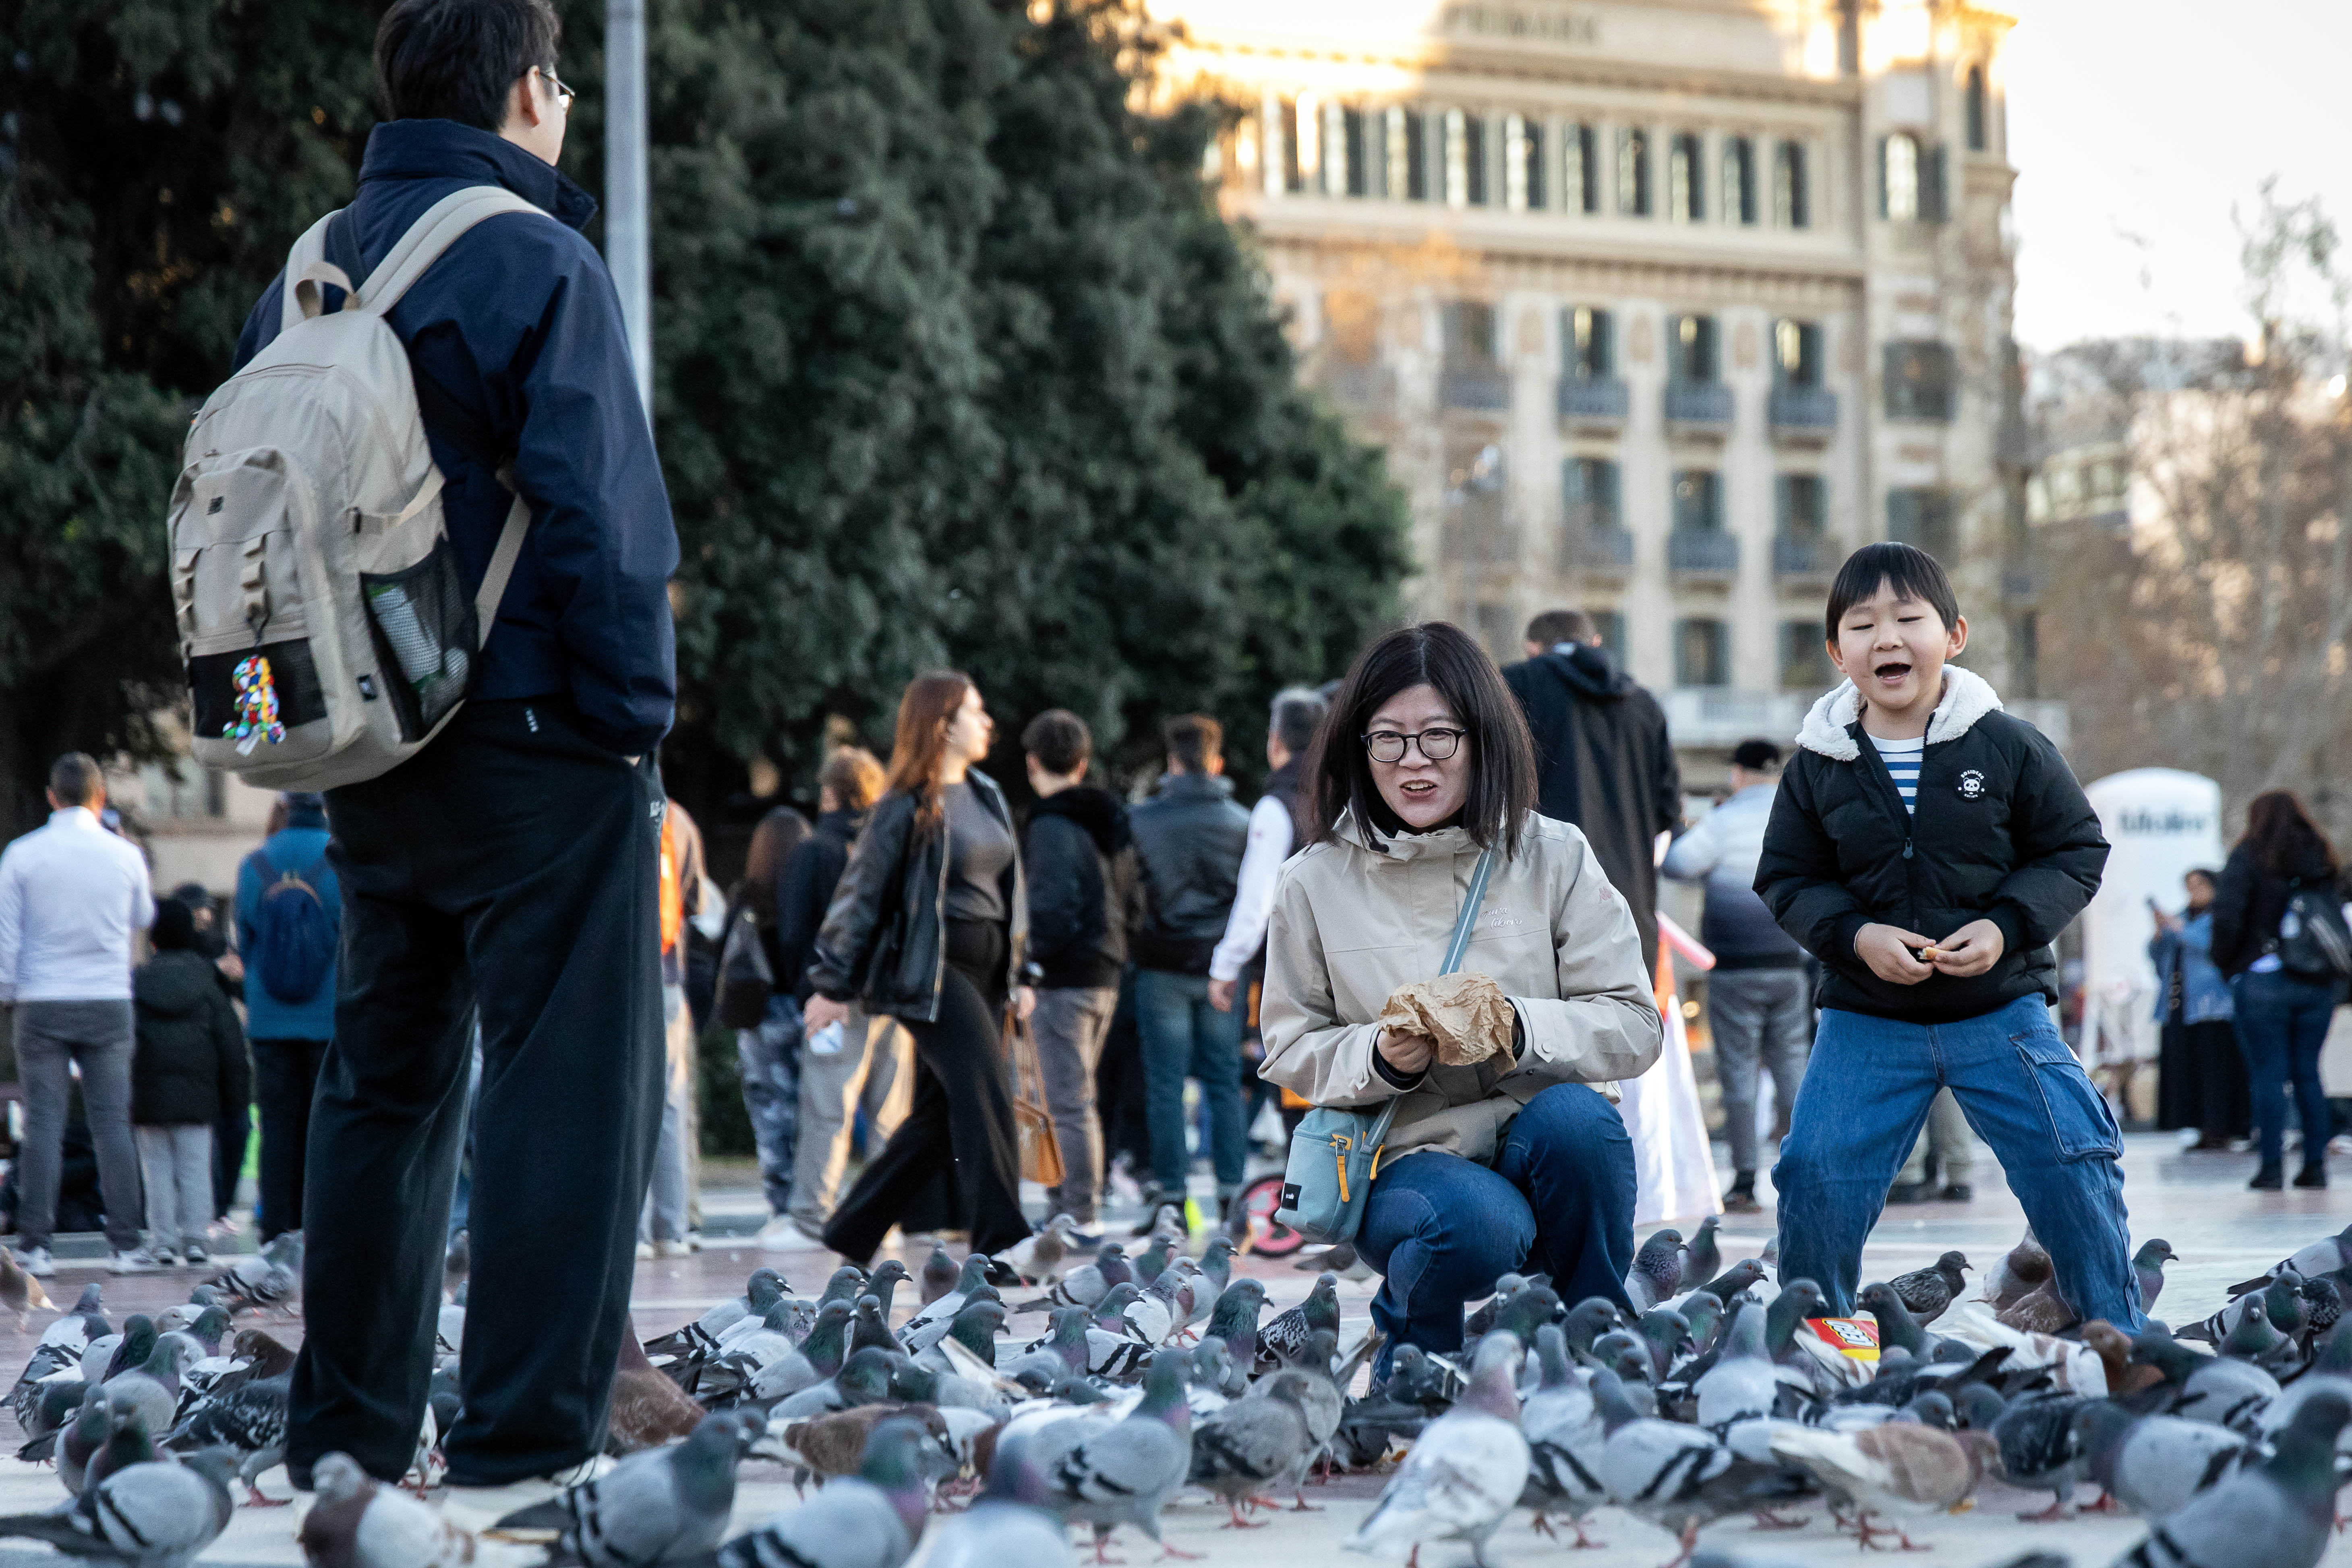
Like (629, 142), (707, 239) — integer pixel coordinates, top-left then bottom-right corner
(354, 187), (547, 318)
(1364, 846), (1500, 1145)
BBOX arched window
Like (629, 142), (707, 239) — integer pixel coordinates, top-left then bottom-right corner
(1669, 133), (1704, 221)
(1965, 64), (1988, 151)
(1882, 132), (1920, 222)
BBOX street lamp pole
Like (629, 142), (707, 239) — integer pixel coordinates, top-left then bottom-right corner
(605, 0), (652, 417)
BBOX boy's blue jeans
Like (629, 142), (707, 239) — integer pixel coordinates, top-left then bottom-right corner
(1357, 1083), (1636, 1367)
(1134, 969), (1248, 1195)
(1774, 994), (2144, 1330)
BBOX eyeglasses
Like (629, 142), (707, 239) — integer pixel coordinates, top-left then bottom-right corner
(1362, 727), (1466, 764)
(530, 65), (575, 108)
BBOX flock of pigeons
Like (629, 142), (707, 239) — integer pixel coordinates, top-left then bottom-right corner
(0, 1211), (2348, 1568)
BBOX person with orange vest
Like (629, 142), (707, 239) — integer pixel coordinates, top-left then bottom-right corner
(640, 800), (708, 1257)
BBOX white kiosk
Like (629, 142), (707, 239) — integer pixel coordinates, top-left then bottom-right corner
(2080, 769), (2226, 1075)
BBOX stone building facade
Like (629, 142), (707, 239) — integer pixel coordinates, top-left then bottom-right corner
(1155, 0), (2060, 777)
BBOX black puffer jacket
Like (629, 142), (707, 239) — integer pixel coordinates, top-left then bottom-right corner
(1756, 669), (2109, 1023)
(1022, 787), (1138, 991)
(807, 773), (1026, 1022)
(2209, 841), (2348, 980)
(131, 951), (252, 1126)
(1128, 772), (1250, 976)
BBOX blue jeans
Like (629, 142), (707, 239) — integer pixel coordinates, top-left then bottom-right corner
(2233, 971), (2339, 1168)
(1774, 994), (2142, 1328)
(1357, 1083), (1636, 1367)
(737, 993), (805, 1218)
(1134, 969), (1247, 1195)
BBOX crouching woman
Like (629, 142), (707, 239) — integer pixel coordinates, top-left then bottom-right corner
(1258, 622), (1663, 1361)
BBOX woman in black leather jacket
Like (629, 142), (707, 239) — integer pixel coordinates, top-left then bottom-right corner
(806, 671), (1035, 1261)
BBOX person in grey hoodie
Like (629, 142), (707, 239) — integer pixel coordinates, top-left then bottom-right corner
(1661, 739), (1811, 1212)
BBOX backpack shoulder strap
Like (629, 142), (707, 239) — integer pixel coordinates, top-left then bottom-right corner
(279, 210), (348, 335)
(358, 186), (548, 319)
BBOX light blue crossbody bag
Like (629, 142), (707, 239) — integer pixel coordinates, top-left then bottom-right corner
(1273, 846), (1498, 1245)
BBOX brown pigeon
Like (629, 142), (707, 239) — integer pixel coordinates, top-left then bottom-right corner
(766, 1402), (951, 1483)
(1984, 1230), (2053, 1313)
(607, 1313), (706, 1455)
(299, 1450), (486, 1567)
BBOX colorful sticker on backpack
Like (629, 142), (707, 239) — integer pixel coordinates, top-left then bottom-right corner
(226, 654), (287, 756)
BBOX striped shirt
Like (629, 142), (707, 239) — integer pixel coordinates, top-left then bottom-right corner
(1869, 733), (1925, 814)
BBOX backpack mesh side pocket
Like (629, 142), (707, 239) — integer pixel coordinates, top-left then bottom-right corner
(360, 540), (477, 742)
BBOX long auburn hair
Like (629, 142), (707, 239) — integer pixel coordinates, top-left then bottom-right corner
(2240, 789), (2341, 880)
(1309, 621), (1540, 858)
(739, 806), (812, 926)
(882, 670), (975, 838)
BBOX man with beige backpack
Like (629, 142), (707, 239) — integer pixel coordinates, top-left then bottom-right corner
(186, 0), (675, 1517)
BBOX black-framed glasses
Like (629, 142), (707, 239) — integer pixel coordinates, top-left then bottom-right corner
(1363, 727), (1466, 764)
(530, 65), (576, 107)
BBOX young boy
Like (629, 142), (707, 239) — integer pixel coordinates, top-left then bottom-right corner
(1756, 543), (2140, 1327)
(130, 898), (252, 1266)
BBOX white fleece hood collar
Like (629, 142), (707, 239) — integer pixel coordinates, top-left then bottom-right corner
(1794, 665), (2004, 761)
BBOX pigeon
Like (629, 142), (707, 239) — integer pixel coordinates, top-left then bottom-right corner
(103, 1337), (189, 1443)
(762, 1403), (954, 1486)
(919, 1243), (961, 1307)
(2075, 1401), (2256, 1519)
(917, 1300), (1009, 1377)
(719, 1416), (931, 1568)
(1626, 1228), (1686, 1311)
(1249, 1328), (1342, 1496)
(1984, 1228), (2054, 1313)
(0, 1448), (234, 1566)
(1592, 1362), (1810, 1560)
(1678, 1217), (1725, 1295)
(2111, 1388), (2349, 1568)
(747, 1300), (855, 1402)
(997, 1214), (1080, 1288)
(1038, 1347), (1195, 1557)
(2214, 1276), (2302, 1370)
(1693, 1259), (1768, 1302)
(2225, 1221), (2352, 1298)
(1001, 1307), (1093, 1392)
(1887, 1251), (1971, 1326)
(1181, 1235), (1239, 1327)
(2130, 1332), (2279, 1435)
(901, 1258), (1000, 1354)
(86, 1316), (157, 1387)
(1346, 1333), (1529, 1567)
(0, 1244), (54, 1328)
(1998, 1270), (2081, 1336)
(1519, 1325), (1608, 1549)
(911, 1432), (1076, 1568)
(1201, 1280), (1266, 1395)
(1765, 1420), (1983, 1550)
(58, 1389), (116, 1496)
(1990, 1391), (2099, 1519)
(17, 1377), (89, 1463)
(2261, 1318), (2352, 1452)
(1122, 1270), (1193, 1347)
(493, 1409), (749, 1564)
(1695, 1298), (1789, 1431)
(301, 1450), (497, 1567)
(770, 1346), (897, 1421)
(204, 1232), (302, 1317)
(851, 1295), (899, 1357)
(1012, 1243), (1130, 1315)
(1258, 1272), (1341, 1369)
(1858, 1281), (1961, 1366)
(2131, 1239), (2176, 1316)
(163, 1372), (289, 1506)
(607, 1314), (707, 1455)
(1189, 1369), (1318, 1526)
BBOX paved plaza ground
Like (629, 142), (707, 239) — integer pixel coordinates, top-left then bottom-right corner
(0, 1132), (2342, 1566)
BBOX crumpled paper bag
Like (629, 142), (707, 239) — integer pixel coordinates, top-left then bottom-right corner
(1378, 972), (1515, 1067)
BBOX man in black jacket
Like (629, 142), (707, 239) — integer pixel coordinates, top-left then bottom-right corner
(1128, 715), (1252, 1219)
(1504, 609), (1682, 974)
(1021, 712), (1137, 1228)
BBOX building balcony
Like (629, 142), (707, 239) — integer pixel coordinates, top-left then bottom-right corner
(1439, 366), (1512, 412)
(1556, 375), (1629, 430)
(1664, 380), (1734, 437)
(1768, 385), (1839, 444)
(1560, 522), (1635, 579)
(1667, 528), (1739, 580)
(1660, 688), (1812, 748)
(1772, 533), (1839, 582)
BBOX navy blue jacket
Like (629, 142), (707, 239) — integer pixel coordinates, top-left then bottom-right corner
(234, 120), (677, 755)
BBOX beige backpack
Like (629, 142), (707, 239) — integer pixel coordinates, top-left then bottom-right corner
(170, 187), (550, 791)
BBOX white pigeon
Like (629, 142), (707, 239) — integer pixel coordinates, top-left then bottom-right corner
(1346, 1333), (1530, 1566)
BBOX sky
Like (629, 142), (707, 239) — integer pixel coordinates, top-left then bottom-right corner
(2005, 0), (2352, 351)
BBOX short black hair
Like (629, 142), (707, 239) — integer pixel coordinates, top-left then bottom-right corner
(1022, 710), (1093, 778)
(1164, 715), (1222, 773)
(1311, 622), (1540, 858)
(1525, 608), (1596, 648)
(1731, 739), (1781, 772)
(1271, 688), (1327, 757)
(1824, 542), (1960, 643)
(375, 0), (561, 131)
(48, 753), (101, 806)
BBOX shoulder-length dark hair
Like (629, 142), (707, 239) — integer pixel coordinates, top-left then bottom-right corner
(740, 805), (812, 926)
(2240, 789), (2341, 880)
(882, 670), (973, 838)
(1309, 622), (1540, 857)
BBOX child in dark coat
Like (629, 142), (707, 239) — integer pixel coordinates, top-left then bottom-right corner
(130, 899), (251, 1265)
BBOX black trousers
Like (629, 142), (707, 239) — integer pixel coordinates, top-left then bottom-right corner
(250, 1038), (328, 1242)
(213, 1104), (250, 1223)
(292, 700), (663, 1487)
(823, 921), (1031, 1261)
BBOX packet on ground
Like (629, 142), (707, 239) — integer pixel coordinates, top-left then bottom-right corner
(1377, 972), (1516, 1066)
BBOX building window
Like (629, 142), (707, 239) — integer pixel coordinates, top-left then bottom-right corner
(1884, 342), (1957, 420)
(1565, 456), (1622, 531)
(1343, 107), (1368, 195)
(1405, 110), (1429, 201)
(1465, 114), (1488, 205)
(1774, 319), (1823, 386)
(1965, 64), (1988, 152)
(1592, 609), (1628, 666)
(1565, 307), (1615, 378)
(1676, 618), (1729, 687)
(1776, 473), (1826, 536)
(1722, 137), (1756, 224)
(1565, 124), (1598, 214)
(1385, 107), (1408, 199)
(1774, 141), (1809, 228)
(1669, 314), (1720, 383)
(1517, 117), (1546, 210)
(1779, 621), (1835, 689)
(1617, 127), (1651, 216)
(1673, 469), (1722, 532)
(1317, 101), (1344, 195)
(1882, 131), (1919, 221)
(1668, 133), (1704, 221)
(1888, 487), (1956, 557)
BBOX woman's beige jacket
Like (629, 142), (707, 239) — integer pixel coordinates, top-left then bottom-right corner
(1258, 811), (1663, 1165)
